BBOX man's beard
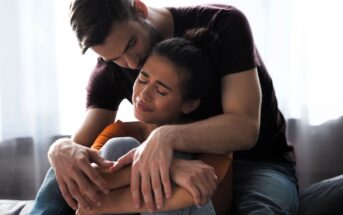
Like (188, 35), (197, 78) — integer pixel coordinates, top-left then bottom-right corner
(136, 20), (162, 69)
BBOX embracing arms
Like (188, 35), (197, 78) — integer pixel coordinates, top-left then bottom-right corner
(112, 68), (262, 210)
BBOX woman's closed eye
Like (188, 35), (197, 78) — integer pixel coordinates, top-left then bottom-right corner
(137, 79), (148, 84)
(157, 88), (168, 96)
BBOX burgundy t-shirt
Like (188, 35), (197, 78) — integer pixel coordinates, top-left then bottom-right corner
(86, 4), (294, 164)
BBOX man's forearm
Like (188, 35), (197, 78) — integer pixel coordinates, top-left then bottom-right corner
(161, 113), (259, 154)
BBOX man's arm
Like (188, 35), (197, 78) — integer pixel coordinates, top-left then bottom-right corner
(48, 108), (117, 210)
(72, 108), (118, 146)
(113, 68), (261, 208)
(163, 68), (261, 153)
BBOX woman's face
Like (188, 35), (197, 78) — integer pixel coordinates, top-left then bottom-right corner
(132, 54), (188, 125)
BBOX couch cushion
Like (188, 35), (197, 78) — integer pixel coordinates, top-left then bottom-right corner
(0, 200), (34, 215)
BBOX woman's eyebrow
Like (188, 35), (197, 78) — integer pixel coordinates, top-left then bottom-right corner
(140, 70), (149, 77)
(140, 71), (172, 92)
(156, 81), (172, 92)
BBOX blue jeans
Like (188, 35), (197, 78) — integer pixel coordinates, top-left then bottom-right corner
(232, 160), (299, 215)
(30, 137), (215, 215)
(29, 167), (74, 215)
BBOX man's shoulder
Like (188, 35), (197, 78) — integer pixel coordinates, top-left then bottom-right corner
(169, 4), (241, 19)
(170, 4), (247, 36)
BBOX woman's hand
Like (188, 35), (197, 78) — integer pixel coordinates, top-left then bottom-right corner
(170, 158), (218, 206)
(48, 138), (113, 210)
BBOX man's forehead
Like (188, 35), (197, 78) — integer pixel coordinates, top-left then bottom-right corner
(99, 23), (134, 59)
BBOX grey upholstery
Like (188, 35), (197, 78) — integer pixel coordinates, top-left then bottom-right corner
(0, 200), (34, 215)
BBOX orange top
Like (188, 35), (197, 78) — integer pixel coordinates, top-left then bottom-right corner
(91, 121), (232, 215)
(91, 120), (146, 151)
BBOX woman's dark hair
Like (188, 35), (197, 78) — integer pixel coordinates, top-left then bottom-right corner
(152, 28), (220, 102)
(69, 0), (135, 54)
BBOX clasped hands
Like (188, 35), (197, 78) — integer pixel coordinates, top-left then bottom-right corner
(49, 128), (218, 213)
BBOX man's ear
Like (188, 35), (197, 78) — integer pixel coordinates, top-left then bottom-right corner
(182, 99), (201, 114)
(133, 0), (148, 19)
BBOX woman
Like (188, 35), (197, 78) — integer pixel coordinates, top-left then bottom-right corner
(77, 28), (232, 215)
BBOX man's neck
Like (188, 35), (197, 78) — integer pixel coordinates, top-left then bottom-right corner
(147, 7), (174, 39)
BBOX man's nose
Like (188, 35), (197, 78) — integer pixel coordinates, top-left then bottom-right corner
(124, 54), (139, 70)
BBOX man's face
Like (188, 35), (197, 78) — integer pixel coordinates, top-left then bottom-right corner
(91, 20), (160, 70)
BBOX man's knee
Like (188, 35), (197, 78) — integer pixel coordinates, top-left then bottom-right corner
(100, 137), (140, 161)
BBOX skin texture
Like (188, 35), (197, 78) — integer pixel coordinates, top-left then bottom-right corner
(50, 0), (261, 212)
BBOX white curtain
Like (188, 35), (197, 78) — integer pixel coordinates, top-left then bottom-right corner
(0, 0), (342, 191)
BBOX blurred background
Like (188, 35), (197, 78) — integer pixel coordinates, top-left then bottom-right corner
(0, 0), (342, 200)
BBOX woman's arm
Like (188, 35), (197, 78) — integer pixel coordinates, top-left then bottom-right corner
(77, 153), (232, 214)
(76, 184), (196, 215)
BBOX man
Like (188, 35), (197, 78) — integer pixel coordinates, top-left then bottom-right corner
(31, 0), (298, 214)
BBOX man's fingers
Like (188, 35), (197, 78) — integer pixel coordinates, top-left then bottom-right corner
(205, 172), (217, 195)
(89, 149), (113, 168)
(187, 182), (202, 206)
(70, 169), (101, 205)
(66, 179), (91, 210)
(151, 167), (164, 210)
(110, 149), (135, 171)
(141, 172), (155, 212)
(196, 174), (212, 205)
(160, 164), (172, 199)
(57, 176), (77, 210)
(78, 160), (108, 194)
(130, 170), (142, 209)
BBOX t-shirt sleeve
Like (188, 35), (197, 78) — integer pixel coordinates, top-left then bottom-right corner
(86, 58), (125, 111)
(214, 8), (260, 76)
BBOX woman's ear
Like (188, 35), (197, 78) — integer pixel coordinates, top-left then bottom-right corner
(133, 0), (148, 19)
(182, 99), (200, 114)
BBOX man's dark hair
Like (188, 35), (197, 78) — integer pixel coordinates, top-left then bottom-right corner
(70, 0), (135, 54)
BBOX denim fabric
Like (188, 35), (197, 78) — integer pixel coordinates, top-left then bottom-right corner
(99, 136), (140, 160)
(232, 160), (299, 215)
(29, 167), (74, 215)
(299, 174), (343, 215)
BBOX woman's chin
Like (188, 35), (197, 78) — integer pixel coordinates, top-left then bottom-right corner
(134, 112), (153, 124)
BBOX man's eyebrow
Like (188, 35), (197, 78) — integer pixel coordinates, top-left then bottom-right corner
(104, 35), (134, 62)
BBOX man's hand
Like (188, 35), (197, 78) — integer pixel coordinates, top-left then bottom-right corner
(48, 138), (113, 210)
(111, 128), (173, 213)
(171, 158), (218, 207)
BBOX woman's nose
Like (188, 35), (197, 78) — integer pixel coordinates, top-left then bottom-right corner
(140, 85), (153, 102)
